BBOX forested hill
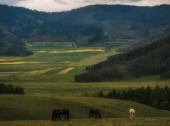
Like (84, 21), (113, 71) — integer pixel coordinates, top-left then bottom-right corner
(1, 4), (170, 43)
(75, 35), (170, 82)
(0, 28), (33, 56)
(0, 4), (170, 56)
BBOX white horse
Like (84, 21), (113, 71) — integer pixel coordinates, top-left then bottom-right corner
(129, 108), (135, 119)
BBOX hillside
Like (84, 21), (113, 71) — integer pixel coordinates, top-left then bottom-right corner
(1, 95), (170, 120)
(75, 35), (170, 82)
(0, 4), (170, 55)
(0, 28), (32, 56)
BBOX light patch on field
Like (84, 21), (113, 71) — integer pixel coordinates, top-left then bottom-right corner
(50, 49), (105, 54)
(58, 67), (75, 74)
(0, 61), (42, 65)
(23, 69), (49, 76)
(38, 51), (47, 53)
(61, 61), (71, 64)
(0, 58), (22, 61)
(0, 72), (21, 74)
(75, 49), (119, 66)
(19, 68), (59, 77)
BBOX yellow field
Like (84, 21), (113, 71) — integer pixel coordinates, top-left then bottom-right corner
(0, 58), (22, 61)
(20, 69), (55, 76)
(75, 49), (119, 66)
(0, 61), (42, 65)
(37, 49), (105, 54)
(58, 67), (75, 74)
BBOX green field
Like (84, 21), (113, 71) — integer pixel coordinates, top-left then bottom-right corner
(0, 42), (170, 125)
(5, 78), (168, 96)
(0, 42), (118, 82)
(0, 42), (168, 96)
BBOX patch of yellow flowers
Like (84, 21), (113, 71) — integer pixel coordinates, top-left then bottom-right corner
(58, 67), (75, 74)
(38, 48), (105, 54)
(0, 61), (41, 65)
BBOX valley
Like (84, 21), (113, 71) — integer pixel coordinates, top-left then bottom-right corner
(0, 4), (170, 126)
(0, 41), (169, 123)
(0, 41), (119, 82)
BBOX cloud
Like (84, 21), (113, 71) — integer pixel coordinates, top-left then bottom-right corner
(0, 0), (26, 5)
(0, 0), (170, 12)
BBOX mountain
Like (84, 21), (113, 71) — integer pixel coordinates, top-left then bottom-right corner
(75, 35), (170, 82)
(0, 4), (170, 55)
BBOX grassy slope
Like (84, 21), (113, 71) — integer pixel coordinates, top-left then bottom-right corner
(0, 95), (170, 121)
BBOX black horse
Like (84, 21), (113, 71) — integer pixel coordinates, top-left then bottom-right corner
(89, 108), (101, 119)
(51, 109), (69, 121)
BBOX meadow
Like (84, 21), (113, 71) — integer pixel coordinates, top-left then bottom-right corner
(0, 41), (167, 96)
(0, 42), (117, 82)
(0, 41), (170, 125)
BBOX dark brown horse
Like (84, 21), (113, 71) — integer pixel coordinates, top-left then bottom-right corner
(89, 108), (101, 119)
(51, 109), (69, 121)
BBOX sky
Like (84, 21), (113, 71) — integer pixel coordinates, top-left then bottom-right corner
(0, 0), (170, 12)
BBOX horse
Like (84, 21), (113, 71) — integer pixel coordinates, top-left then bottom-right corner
(51, 109), (69, 121)
(89, 108), (101, 119)
(129, 108), (135, 119)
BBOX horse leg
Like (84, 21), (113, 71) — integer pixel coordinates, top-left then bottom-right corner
(59, 114), (61, 120)
(63, 113), (67, 120)
(67, 111), (69, 120)
(51, 111), (56, 121)
(132, 113), (135, 119)
(56, 114), (58, 120)
(51, 112), (53, 121)
(51, 113), (54, 121)
(56, 114), (61, 121)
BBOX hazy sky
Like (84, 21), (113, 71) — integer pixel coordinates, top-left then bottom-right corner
(0, 0), (169, 12)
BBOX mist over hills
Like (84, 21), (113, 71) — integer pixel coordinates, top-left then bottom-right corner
(0, 4), (170, 55)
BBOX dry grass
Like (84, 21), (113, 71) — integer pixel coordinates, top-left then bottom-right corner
(0, 118), (170, 126)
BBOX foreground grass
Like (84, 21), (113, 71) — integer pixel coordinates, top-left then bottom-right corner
(0, 118), (170, 126)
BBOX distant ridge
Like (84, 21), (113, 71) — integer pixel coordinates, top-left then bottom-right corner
(0, 4), (170, 56)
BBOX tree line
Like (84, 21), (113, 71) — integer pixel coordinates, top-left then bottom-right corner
(103, 85), (170, 111)
(0, 83), (25, 95)
(83, 86), (170, 111)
